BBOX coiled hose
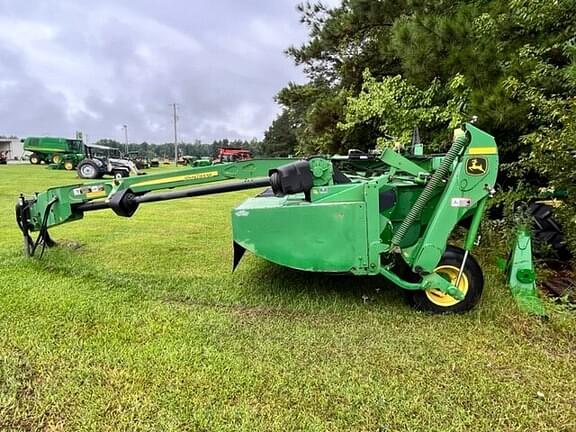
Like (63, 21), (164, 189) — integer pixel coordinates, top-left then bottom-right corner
(391, 131), (470, 248)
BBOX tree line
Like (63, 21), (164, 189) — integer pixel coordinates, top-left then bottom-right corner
(263, 0), (575, 249)
(94, 138), (268, 159)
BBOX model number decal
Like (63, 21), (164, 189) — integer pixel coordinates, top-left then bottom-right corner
(73, 185), (106, 197)
(451, 198), (471, 208)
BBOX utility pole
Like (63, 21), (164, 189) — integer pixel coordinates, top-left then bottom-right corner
(171, 103), (179, 164)
(123, 124), (129, 156)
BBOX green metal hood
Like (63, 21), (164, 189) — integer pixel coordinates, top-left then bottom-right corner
(232, 194), (370, 273)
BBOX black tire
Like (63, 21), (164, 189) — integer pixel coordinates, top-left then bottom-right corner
(528, 203), (572, 259)
(408, 246), (484, 313)
(77, 160), (100, 179)
(30, 154), (41, 165)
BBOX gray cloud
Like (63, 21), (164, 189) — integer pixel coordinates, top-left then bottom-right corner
(0, 0), (317, 143)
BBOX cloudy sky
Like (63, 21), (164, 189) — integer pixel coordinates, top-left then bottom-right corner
(0, 0), (336, 143)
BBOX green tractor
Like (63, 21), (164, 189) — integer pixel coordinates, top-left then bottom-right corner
(23, 136), (84, 170)
(17, 123), (499, 313)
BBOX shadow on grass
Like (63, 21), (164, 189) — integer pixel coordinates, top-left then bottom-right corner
(222, 258), (409, 310)
(18, 245), (409, 314)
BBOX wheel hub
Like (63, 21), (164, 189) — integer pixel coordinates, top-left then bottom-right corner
(426, 265), (469, 307)
(81, 165), (96, 177)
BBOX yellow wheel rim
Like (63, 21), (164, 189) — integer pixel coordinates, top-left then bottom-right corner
(425, 265), (469, 307)
(53, 155), (62, 163)
(64, 161), (74, 170)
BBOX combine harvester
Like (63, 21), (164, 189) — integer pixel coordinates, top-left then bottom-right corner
(17, 123), (542, 313)
(23, 136), (84, 170)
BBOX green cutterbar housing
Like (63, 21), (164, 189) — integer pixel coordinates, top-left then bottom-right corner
(233, 124), (498, 281)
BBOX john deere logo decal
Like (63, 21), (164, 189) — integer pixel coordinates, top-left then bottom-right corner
(466, 157), (487, 175)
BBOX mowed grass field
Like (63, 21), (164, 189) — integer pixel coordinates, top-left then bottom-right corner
(0, 164), (575, 431)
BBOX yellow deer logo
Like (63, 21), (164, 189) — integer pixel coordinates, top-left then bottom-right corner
(466, 158), (487, 175)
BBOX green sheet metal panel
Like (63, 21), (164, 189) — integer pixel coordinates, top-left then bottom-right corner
(232, 196), (369, 273)
(23, 137), (82, 153)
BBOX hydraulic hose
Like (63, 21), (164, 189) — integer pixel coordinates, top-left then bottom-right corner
(391, 130), (470, 248)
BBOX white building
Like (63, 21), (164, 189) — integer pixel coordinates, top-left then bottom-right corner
(0, 138), (25, 160)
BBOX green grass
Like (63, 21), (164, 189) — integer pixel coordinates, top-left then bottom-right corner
(0, 164), (575, 431)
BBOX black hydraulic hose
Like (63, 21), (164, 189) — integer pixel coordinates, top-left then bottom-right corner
(28, 196), (58, 258)
(391, 131), (470, 248)
(136, 178), (270, 204)
(74, 201), (110, 212)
